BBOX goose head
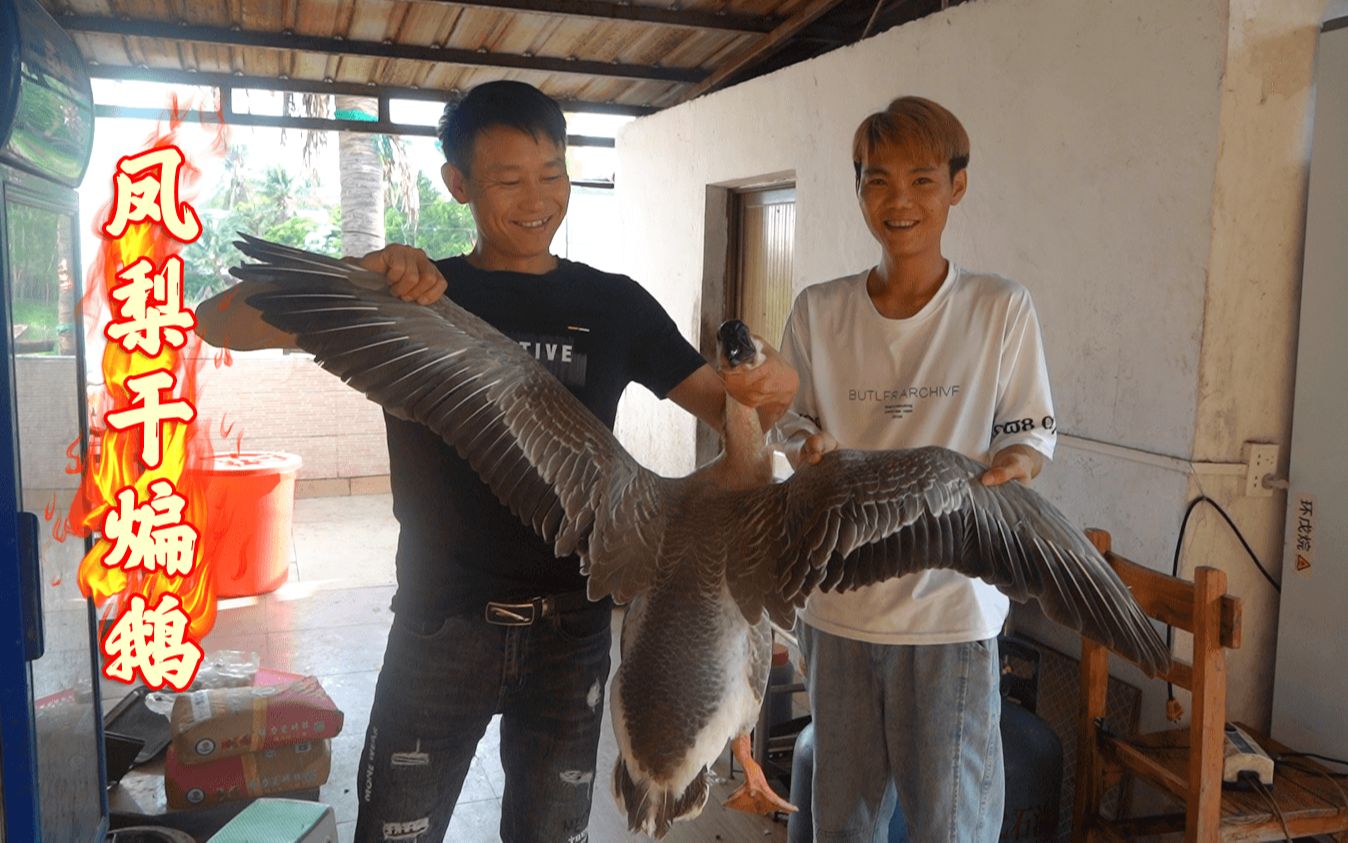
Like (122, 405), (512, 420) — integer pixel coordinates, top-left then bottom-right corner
(711, 320), (773, 489)
(717, 319), (762, 370)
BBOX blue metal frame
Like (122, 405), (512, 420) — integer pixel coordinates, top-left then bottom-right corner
(0, 167), (43, 843)
(0, 164), (109, 842)
(1, 0), (107, 834)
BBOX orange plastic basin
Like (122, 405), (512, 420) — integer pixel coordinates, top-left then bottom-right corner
(201, 451), (302, 598)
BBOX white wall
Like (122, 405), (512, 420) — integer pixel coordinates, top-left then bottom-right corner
(1181, 0), (1335, 728)
(616, 0), (1228, 477)
(614, 0), (1342, 730)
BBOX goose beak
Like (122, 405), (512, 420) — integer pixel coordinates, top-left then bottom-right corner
(717, 320), (762, 370)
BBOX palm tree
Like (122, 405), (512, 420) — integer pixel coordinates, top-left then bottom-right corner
(220, 145), (250, 210)
(279, 91), (427, 257)
(267, 91), (436, 259)
(334, 95), (386, 258)
(258, 167), (298, 221)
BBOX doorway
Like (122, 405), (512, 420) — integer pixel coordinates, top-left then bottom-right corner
(697, 183), (796, 466)
(732, 186), (797, 351)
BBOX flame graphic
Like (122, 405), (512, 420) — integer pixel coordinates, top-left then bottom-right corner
(69, 96), (227, 639)
(65, 436), (82, 475)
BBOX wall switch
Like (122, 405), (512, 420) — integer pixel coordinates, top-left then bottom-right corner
(1244, 442), (1279, 497)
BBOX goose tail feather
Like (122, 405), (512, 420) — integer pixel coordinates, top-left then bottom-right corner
(612, 758), (710, 839)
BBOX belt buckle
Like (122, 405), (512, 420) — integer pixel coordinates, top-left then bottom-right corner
(485, 599), (538, 626)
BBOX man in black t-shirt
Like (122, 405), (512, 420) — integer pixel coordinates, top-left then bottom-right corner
(196, 81), (797, 842)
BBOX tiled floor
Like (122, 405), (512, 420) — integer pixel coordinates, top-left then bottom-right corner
(196, 492), (792, 843)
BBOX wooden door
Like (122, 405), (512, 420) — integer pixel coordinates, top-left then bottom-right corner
(733, 186), (796, 348)
(696, 184), (796, 467)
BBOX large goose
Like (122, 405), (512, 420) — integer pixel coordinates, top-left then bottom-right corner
(226, 234), (1169, 838)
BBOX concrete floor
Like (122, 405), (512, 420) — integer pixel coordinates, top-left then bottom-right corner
(199, 492), (792, 843)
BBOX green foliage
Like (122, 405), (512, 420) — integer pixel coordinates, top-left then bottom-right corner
(5, 202), (71, 350)
(181, 163), (339, 305)
(384, 171), (477, 259)
(6, 202), (62, 306)
(11, 299), (56, 331)
(178, 139), (477, 305)
(263, 214), (321, 250)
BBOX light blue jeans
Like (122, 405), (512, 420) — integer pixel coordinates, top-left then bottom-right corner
(797, 622), (1004, 843)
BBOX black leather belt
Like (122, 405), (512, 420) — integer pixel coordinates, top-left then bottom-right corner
(483, 590), (593, 626)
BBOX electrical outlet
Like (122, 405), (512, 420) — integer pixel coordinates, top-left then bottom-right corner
(1244, 442), (1279, 497)
(1223, 722), (1274, 786)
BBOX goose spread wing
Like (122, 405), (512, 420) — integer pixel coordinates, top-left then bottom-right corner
(228, 234), (666, 602)
(735, 446), (1169, 675)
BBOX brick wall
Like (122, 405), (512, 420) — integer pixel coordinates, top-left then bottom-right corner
(191, 349), (390, 495)
(13, 351), (392, 498)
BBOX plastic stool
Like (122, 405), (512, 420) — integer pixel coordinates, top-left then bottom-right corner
(206, 799), (336, 843)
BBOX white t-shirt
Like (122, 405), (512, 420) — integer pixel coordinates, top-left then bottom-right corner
(778, 262), (1057, 645)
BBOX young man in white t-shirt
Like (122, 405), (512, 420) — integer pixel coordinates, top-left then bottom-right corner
(777, 97), (1056, 842)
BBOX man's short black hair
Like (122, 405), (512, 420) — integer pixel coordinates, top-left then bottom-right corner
(437, 81), (568, 173)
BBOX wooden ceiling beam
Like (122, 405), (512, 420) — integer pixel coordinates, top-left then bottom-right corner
(59, 15), (704, 84)
(426, 0), (777, 34)
(88, 65), (657, 115)
(675, 0), (849, 103)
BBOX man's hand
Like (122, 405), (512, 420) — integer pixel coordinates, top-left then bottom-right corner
(792, 430), (840, 467)
(357, 244), (447, 305)
(720, 338), (799, 429)
(980, 444), (1044, 487)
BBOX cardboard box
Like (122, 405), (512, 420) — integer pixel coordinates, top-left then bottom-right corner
(164, 739), (332, 810)
(170, 675), (343, 765)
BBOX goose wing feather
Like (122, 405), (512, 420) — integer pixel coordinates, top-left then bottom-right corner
(738, 446), (1169, 675)
(228, 234), (666, 602)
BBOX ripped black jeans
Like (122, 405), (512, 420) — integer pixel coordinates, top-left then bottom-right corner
(354, 603), (613, 843)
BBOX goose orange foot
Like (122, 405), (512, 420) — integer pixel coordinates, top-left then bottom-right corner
(723, 734), (799, 815)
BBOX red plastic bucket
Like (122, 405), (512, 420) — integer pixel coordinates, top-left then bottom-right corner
(201, 451), (302, 598)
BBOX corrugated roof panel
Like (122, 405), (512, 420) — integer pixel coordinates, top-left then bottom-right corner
(676, 30), (759, 68)
(618, 79), (685, 108)
(550, 17), (718, 69)
(395, 3), (469, 48)
(374, 59), (430, 89)
(291, 0), (342, 36)
(329, 53), (383, 83)
(441, 7), (518, 52)
(239, 0), (286, 31)
(43, 0), (111, 15)
(622, 25), (706, 66)
(288, 49), (333, 80)
(186, 42), (237, 74)
(123, 0), (177, 20)
(39, 0), (909, 111)
(65, 32), (119, 65)
(344, 0), (412, 43)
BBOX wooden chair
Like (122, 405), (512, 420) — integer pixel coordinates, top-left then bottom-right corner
(1072, 528), (1348, 842)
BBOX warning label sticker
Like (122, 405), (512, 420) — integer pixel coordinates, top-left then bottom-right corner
(1291, 494), (1315, 578)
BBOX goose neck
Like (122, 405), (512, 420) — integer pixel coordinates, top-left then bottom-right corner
(719, 394), (772, 487)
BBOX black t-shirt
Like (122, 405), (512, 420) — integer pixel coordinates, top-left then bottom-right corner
(386, 256), (706, 620)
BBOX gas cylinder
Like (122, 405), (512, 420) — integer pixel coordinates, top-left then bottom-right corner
(768, 642), (795, 728)
(787, 723), (908, 843)
(998, 700), (1062, 842)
